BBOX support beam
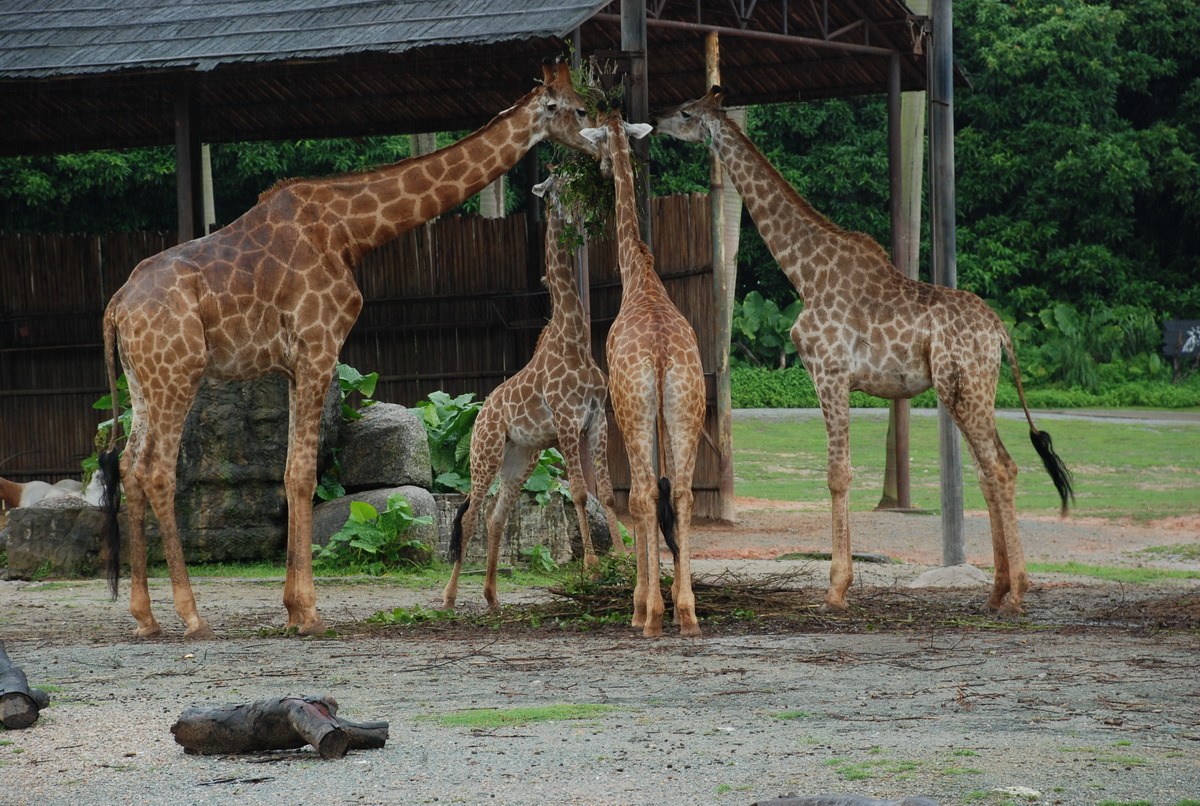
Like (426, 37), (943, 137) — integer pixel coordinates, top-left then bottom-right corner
(928, 0), (965, 565)
(173, 82), (205, 243)
(621, 0), (651, 244)
(706, 31), (738, 523)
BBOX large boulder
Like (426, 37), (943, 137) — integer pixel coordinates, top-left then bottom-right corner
(171, 374), (341, 562)
(336, 403), (432, 491)
(1, 496), (128, 580)
(434, 489), (616, 566)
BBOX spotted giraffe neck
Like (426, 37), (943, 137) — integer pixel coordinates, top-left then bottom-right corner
(708, 113), (888, 302)
(262, 97), (542, 263)
(539, 198), (590, 344)
(608, 122), (661, 299)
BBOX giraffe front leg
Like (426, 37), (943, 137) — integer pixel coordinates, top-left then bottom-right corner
(556, 429), (599, 570)
(483, 447), (540, 611)
(816, 391), (854, 613)
(588, 412), (628, 557)
(281, 369), (329, 635)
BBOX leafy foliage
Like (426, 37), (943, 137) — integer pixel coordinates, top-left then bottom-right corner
(336, 363), (379, 421)
(410, 391), (481, 493)
(731, 291), (802, 368)
(313, 493), (434, 575)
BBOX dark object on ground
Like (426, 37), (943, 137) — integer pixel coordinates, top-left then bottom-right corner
(754, 797), (939, 806)
(170, 695), (389, 759)
(0, 639), (51, 729)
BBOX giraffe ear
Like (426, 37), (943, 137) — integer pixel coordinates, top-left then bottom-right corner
(532, 177), (553, 198)
(579, 126), (607, 145)
(623, 122), (653, 140)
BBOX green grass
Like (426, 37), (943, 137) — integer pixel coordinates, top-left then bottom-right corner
(732, 413), (1200, 522)
(420, 703), (615, 728)
(1026, 562), (1200, 583)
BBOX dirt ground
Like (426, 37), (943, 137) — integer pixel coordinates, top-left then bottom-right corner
(1, 503), (1198, 806)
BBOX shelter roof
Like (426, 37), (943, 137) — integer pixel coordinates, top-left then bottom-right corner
(0, 0), (929, 156)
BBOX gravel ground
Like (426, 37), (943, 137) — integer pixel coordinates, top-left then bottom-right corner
(3, 500), (1199, 806)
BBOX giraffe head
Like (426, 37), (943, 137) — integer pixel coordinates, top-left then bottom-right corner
(578, 105), (653, 163)
(650, 85), (726, 144)
(531, 60), (603, 159)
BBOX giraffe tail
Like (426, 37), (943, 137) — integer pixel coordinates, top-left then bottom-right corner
(448, 499), (470, 561)
(99, 309), (123, 599)
(657, 477), (679, 564)
(1003, 330), (1075, 516)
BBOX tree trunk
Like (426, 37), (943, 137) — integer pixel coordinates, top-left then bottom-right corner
(170, 695), (388, 759)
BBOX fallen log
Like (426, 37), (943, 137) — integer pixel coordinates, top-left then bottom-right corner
(0, 640), (51, 729)
(170, 695), (388, 759)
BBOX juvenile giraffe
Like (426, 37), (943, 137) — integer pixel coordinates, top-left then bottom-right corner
(96, 62), (599, 638)
(441, 169), (624, 612)
(581, 108), (706, 637)
(654, 87), (1072, 615)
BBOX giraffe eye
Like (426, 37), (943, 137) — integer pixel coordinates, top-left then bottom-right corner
(576, 108), (587, 117)
(681, 111), (692, 119)
(547, 101), (559, 111)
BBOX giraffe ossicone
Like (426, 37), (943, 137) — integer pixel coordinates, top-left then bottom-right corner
(96, 60), (599, 639)
(653, 87), (1073, 615)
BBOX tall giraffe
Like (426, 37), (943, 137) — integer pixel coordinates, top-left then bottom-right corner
(441, 169), (625, 612)
(96, 61), (599, 638)
(653, 87), (1072, 615)
(581, 108), (707, 637)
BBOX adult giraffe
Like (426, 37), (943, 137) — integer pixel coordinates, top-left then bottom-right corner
(97, 61), (600, 638)
(441, 169), (624, 613)
(581, 108), (706, 637)
(653, 87), (1072, 615)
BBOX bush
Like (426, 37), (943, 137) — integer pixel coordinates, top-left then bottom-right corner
(313, 493), (434, 575)
(731, 367), (1200, 410)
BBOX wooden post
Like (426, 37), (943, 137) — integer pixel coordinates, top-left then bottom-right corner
(929, 0), (965, 564)
(706, 32), (737, 523)
(173, 81), (205, 243)
(877, 52), (912, 511)
(621, 0), (651, 244)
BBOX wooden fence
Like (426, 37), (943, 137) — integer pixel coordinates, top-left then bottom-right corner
(0, 193), (723, 516)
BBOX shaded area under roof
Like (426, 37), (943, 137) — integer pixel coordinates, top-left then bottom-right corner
(0, 0), (930, 157)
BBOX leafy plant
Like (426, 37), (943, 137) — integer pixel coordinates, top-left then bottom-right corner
(519, 448), (568, 505)
(731, 291), (802, 369)
(336, 362), (379, 421)
(410, 391), (481, 493)
(521, 543), (558, 575)
(313, 493), (433, 575)
(366, 604), (457, 626)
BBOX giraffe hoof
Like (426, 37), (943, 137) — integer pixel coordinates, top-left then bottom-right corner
(134, 623), (163, 639)
(819, 600), (849, 614)
(678, 622), (702, 638)
(184, 622), (215, 640)
(296, 618), (327, 636)
(641, 623), (664, 639)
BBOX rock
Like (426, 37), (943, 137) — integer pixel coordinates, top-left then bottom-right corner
(312, 486), (438, 552)
(171, 374), (341, 563)
(2, 497), (129, 580)
(336, 403), (432, 491)
(433, 490), (614, 565)
(907, 562), (991, 589)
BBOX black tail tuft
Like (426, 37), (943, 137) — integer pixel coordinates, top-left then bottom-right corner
(97, 448), (122, 600)
(1030, 428), (1075, 516)
(448, 499), (470, 561)
(657, 477), (679, 564)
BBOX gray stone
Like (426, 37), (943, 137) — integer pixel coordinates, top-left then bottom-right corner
(433, 490), (615, 566)
(2, 497), (129, 580)
(312, 486), (437, 551)
(337, 403), (432, 491)
(171, 374), (341, 562)
(907, 562), (990, 589)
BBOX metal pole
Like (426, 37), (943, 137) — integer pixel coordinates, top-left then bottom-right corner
(929, 0), (964, 565)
